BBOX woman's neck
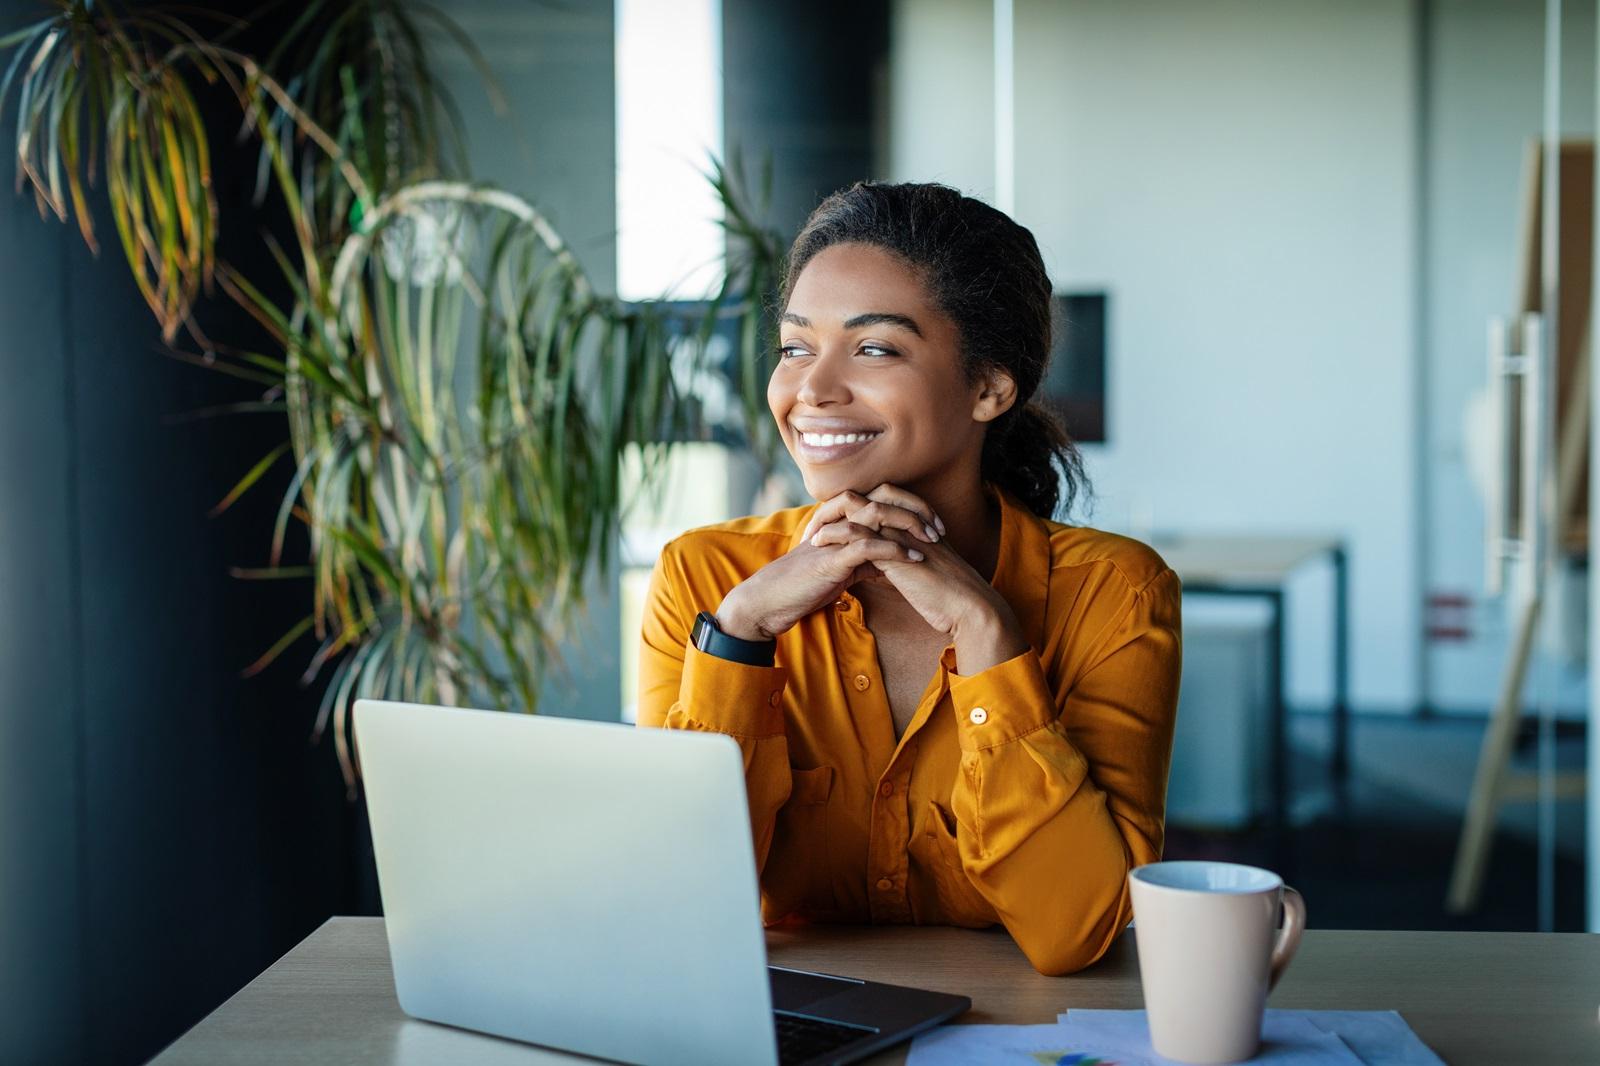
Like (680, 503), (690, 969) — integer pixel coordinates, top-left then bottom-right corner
(907, 472), (1002, 583)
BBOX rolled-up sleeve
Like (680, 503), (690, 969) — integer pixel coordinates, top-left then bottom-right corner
(946, 567), (1182, 975)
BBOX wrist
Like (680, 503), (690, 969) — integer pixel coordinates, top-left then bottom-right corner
(950, 599), (1027, 675)
(715, 591), (772, 642)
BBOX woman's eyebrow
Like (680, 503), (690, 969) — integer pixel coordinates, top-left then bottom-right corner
(843, 311), (923, 336)
(779, 310), (924, 337)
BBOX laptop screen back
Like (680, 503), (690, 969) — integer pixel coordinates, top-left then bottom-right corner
(354, 699), (779, 1066)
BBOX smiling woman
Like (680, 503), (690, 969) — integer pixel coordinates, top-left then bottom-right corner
(636, 182), (1182, 976)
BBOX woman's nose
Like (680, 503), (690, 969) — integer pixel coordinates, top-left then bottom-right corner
(795, 350), (850, 407)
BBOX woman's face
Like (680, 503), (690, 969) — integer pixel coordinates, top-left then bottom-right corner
(769, 242), (1000, 502)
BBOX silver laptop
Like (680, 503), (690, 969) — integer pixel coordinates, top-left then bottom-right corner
(353, 699), (970, 1066)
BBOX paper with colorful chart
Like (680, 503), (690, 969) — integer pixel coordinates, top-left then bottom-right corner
(907, 1008), (1444, 1065)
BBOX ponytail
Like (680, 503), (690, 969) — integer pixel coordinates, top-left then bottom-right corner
(981, 400), (1086, 521)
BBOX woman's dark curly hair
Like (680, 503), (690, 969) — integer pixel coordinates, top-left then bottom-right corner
(778, 181), (1089, 521)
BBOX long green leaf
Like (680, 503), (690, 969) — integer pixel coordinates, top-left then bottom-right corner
(210, 440), (291, 517)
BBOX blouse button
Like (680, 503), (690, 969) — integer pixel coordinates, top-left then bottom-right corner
(876, 878), (894, 892)
(878, 780), (893, 798)
(969, 706), (989, 725)
(853, 674), (871, 691)
(768, 691), (782, 708)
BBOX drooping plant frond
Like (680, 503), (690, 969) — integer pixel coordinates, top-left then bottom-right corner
(0, 1), (232, 340)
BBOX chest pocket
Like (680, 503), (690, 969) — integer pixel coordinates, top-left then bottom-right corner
(761, 766), (837, 921)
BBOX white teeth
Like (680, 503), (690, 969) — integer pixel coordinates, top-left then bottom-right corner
(799, 431), (879, 447)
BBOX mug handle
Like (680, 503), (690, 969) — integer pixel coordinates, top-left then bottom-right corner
(1267, 885), (1306, 991)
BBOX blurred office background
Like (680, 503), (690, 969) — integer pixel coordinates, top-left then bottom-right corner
(2, 0), (1597, 1062)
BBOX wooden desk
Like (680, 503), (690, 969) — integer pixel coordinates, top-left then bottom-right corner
(151, 918), (1600, 1065)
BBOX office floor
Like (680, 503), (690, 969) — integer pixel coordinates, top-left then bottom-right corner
(1163, 712), (1587, 932)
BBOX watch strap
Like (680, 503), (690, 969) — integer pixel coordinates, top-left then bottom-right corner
(692, 611), (776, 667)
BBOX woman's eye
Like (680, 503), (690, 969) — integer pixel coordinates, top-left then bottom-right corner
(775, 342), (897, 360)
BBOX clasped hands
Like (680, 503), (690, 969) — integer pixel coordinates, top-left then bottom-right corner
(716, 484), (1028, 675)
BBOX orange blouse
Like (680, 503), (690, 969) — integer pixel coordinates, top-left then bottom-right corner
(636, 487), (1182, 975)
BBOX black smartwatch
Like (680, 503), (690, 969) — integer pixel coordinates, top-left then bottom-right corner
(691, 611), (776, 667)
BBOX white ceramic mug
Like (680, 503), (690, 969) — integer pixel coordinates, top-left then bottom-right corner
(1128, 861), (1306, 1064)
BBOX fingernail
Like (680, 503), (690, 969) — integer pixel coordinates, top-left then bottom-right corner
(908, 549), (925, 561)
(934, 515), (947, 535)
(810, 533), (822, 546)
(924, 524), (939, 541)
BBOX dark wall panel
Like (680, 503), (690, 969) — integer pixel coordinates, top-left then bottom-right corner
(0, 5), (358, 1064)
(723, 0), (891, 238)
(0, 129), (86, 1065)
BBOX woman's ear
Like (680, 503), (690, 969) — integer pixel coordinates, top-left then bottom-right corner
(971, 370), (1019, 424)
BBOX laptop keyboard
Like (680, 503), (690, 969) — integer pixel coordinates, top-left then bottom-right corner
(775, 1011), (875, 1065)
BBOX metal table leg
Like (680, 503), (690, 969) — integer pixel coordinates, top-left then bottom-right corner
(1331, 545), (1351, 797)
(1267, 588), (1287, 834)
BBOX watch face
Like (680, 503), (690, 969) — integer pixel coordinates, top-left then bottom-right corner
(692, 612), (715, 649)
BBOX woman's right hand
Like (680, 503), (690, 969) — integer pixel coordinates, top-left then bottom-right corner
(715, 486), (943, 642)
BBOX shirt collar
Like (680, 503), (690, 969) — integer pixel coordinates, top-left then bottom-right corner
(990, 485), (1053, 656)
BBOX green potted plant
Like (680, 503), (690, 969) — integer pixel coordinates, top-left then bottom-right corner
(1, 0), (785, 787)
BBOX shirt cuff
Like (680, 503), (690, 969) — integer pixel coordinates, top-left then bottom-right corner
(676, 643), (789, 738)
(948, 649), (1057, 752)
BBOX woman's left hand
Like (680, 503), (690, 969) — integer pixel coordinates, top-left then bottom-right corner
(808, 489), (1031, 674)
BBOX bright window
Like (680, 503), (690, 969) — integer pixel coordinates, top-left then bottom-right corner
(615, 0), (725, 300)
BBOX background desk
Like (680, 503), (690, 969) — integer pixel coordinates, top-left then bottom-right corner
(151, 918), (1600, 1065)
(1155, 533), (1350, 831)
